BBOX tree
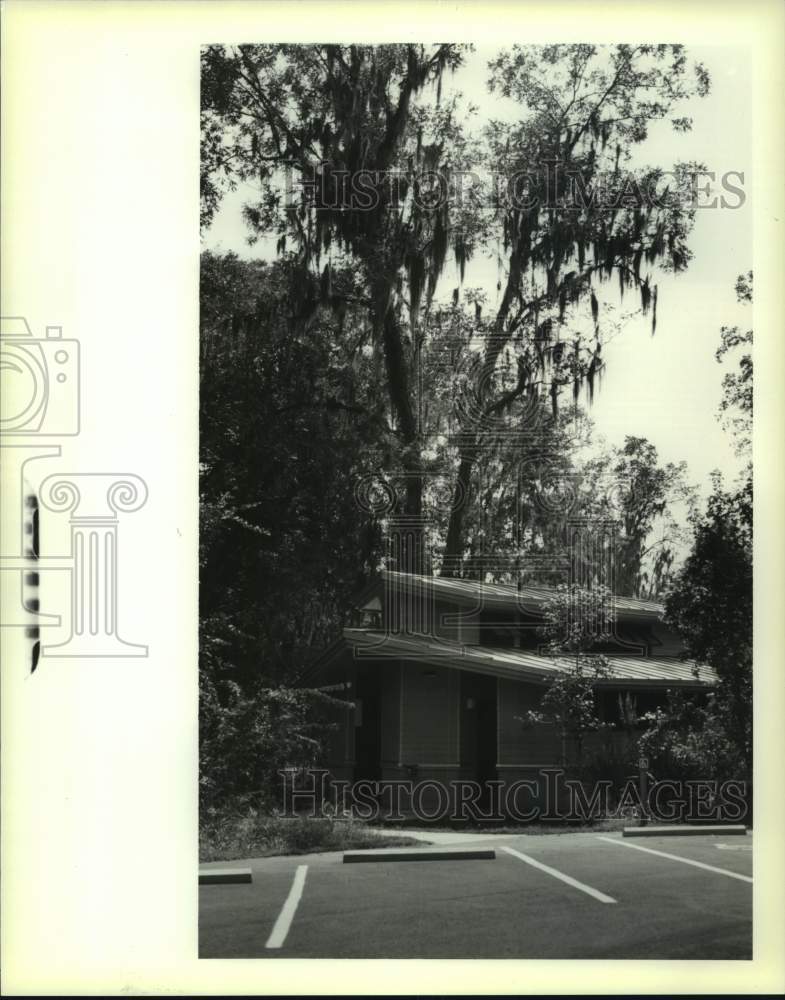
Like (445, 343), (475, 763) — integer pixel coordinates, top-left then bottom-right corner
(440, 45), (710, 572)
(200, 251), (388, 687)
(199, 252), (390, 805)
(524, 584), (613, 768)
(201, 44), (711, 575)
(199, 671), (347, 810)
(577, 435), (697, 598)
(664, 473), (752, 775)
(637, 689), (747, 786)
(201, 43), (470, 571)
(660, 272), (753, 778)
(716, 270), (752, 457)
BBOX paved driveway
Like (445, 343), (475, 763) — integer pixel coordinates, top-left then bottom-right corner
(199, 830), (752, 959)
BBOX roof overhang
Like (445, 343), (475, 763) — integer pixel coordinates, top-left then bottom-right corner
(338, 628), (715, 688)
(363, 570), (665, 622)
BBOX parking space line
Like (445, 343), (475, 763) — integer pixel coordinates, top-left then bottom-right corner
(501, 845), (617, 903)
(265, 864), (309, 949)
(597, 836), (753, 883)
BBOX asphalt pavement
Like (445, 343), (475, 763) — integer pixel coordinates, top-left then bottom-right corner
(199, 829), (752, 959)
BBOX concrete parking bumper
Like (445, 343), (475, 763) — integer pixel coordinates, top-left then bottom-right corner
(343, 847), (496, 863)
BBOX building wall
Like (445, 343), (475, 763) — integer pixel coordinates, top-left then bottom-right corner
(399, 660), (460, 765)
(457, 609), (481, 645)
(380, 662), (401, 765)
(424, 600), (482, 645)
(497, 676), (563, 766)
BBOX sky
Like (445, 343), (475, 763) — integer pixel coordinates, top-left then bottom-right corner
(203, 44), (752, 495)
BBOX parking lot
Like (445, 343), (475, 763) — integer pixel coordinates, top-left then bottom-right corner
(199, 830), (752, 960)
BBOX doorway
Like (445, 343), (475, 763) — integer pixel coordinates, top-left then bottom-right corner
(460, 671), (498, 805)
(353, 666), (382, 781)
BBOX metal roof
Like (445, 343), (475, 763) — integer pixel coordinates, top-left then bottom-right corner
(378, 570), (664, 619)
(343, 628), (715, 688)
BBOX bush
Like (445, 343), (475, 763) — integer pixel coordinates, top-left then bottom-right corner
(199, 669), (349, 812)
(199, 804), (423, 862)
(637, 689), (747, 784)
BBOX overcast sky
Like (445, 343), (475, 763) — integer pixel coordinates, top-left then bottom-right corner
(203, 44), (752, 494)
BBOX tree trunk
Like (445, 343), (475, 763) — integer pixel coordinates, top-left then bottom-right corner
(374, 285), (425, 575)
(440, 253), (523, 576)
(441, 448), (475, 577)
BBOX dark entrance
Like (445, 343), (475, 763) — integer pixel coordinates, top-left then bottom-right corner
(460, 671), (498, 808)
(353, 666), (381, 781)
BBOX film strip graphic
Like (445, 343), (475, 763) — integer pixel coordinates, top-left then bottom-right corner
(23, 486), (41, 672)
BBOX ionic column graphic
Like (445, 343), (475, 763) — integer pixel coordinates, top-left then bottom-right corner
(39, 473), (148, 657)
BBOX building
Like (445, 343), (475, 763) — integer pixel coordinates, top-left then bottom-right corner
(303, 570), (715, 817)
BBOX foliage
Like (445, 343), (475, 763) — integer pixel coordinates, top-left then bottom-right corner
(652, 272), (754, 781)
(199, 45), (716, 808)
(524, 584), (613, 766)
(637, 689), (747, 783)
(199, 809), (422, 862)
(663, 473), (752, 774)
(200, 251), (386, 688)
(201, 44), (711, 570)
(440, 44), (709, 569)
(199, 251), (388, 807)
(716, 270), (752, 456)
(576, 435), (698, 597)
(199, 666), (349, 810)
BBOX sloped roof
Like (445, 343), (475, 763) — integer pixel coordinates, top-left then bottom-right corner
(343, 628), (715, 688)
(377, 570), (664, 619)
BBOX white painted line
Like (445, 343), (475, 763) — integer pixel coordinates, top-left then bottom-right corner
(597, 836), (753, 883)
(265, 864), (308, 949)
(501, 845), (617, 904)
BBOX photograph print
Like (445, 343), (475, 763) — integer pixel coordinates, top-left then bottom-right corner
(198, 41), (753, 959)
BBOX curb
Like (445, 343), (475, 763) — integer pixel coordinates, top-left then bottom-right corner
(199, 868), (253, 884)
(622, 825), (747, 838)
(343, 847), (496, 863)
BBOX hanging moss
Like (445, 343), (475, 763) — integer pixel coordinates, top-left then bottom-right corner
(455, 235), (468, 284)
(633, 246), (643, 279)
(651, 285), (658, 336)
(640, 276), (651, 314)
(407, 252), (425, 328)
(432, 210), (448, 278)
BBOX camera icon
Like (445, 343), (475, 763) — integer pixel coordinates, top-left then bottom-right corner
(0, 317), (80, 436)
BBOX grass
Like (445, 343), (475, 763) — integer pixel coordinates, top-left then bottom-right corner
(200, 807), (675, 862)
(448, 817), (631, 836)
(200, 811), (427, 863)
(369, 815), (632, 835)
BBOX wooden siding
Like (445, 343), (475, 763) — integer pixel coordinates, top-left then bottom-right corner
(380, 662), (401, 764)
(400, 660), (460, 764)
(497, 677), (562, 766)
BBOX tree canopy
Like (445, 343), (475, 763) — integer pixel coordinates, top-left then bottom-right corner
(199, 44), (725, 806)
(201, 43), (710, 576)
(662, 272), (753, 778)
